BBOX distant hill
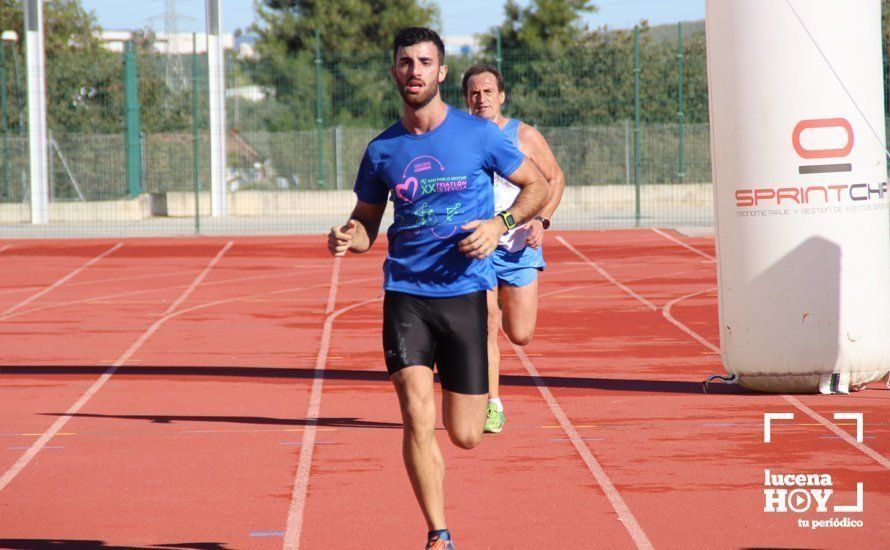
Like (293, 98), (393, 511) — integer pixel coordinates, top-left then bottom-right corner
(584, 19), (705, 43)
(645, 20), (705, 44)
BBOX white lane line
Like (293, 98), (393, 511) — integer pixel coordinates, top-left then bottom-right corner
(784, 396), (890, 470)
(650, 228), (716, 261)
(282, 257), (341, 550)
(662, 288), (720, 353)
(0, 243), (123, 319)
(0, 245), (10, 254)
(541, 267), (703, 300)
(0, 268), (199, 298)
(0, 241), (233, 493)
(4, 272), (381, 374)
(510, 341), (654, 550)
(151, 275), (381, 325)
(0, 264), (334, 322)
(662, 290), (890, 471)
(283, 257), (383, 550)
(556, 236), (657, 311)
(653, 235), (890, 470)
(162, 242), (233, 316)
(116, 241), (233, 366)
(539, 284), (591, 299)
(0, 253), (358, 298)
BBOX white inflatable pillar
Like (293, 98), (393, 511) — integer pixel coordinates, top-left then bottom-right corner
(24, 0), (48, 224)
(706, 0), (890, 392)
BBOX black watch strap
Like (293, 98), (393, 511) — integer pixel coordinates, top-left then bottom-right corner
(534, 215), (550, 230)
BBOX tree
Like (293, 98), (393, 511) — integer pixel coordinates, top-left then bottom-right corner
(253, 0), (439, 55)
(476, 0), (714, 128)
(244, 0), (440, 130)
(0, 0), (124, 133)
(128, 29), (196, 133)
(481, 0), (597, 52)
(479, 1), (625, 126)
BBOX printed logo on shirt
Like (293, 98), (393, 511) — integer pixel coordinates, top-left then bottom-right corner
(398, 155), (445, 205)
(395, 154), (472, 239)
(395, 177), (418, 203)
(397, 155), (468, 202)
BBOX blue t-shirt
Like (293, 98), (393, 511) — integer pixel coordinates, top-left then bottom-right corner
(354, 106), (525, 297)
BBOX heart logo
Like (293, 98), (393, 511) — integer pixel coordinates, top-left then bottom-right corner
(395, 177), (418, 204)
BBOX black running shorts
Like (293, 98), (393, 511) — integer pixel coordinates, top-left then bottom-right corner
(382, 290), (489, 395)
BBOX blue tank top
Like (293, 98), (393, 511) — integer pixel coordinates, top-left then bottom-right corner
(503, 118), (520, 144)
(354, 106), (525, 297)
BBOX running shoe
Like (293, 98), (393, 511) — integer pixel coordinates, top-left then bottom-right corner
(483, 402), (505, 433)
(426, 532), (454, 550)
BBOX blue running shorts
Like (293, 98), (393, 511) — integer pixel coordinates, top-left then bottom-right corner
(491, 246), (545, 287)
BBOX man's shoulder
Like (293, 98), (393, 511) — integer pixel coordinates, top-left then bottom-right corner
(365, 121), (407, 156)
(516, 120), (542, 140)
(449, 108), (497, 131)
(372, 120), (407, 143)
(516, 120), (549, 152)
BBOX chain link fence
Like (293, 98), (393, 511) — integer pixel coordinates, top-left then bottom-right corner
(0, 24), (887, 236)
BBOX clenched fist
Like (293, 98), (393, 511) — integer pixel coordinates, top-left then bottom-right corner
(328, 219), (358, 257)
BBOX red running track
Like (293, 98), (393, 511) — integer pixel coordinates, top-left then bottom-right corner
(0, 231), (887, 550)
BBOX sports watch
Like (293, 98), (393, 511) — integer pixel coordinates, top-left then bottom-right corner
(497, 210), (516, 231)
(534, 215), (551, 230)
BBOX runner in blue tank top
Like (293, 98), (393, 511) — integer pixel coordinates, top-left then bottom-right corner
(327, 29), (549, 550)
(462, 64), (566, 435)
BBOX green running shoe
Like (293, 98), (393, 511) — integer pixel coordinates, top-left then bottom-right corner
(483, 402), (505, 433)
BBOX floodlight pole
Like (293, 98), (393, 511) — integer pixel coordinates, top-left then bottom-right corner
(24, 0), (48, 224)
(633, 25), (641, 227)
(6, 32), (26, 200)
(206, 0), (227, 216)
(677, 22), (685, 183)
(1, 43), (8, 200)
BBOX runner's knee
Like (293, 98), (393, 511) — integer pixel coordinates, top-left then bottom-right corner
(447, 424), (482, 449)
(503, 323), (534, 346)
(401, 395), (436, 433)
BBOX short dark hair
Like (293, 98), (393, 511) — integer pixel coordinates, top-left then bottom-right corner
(393, 27), (445, 64)
(461, 64), (505, 98)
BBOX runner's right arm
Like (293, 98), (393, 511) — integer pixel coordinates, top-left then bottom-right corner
(328, 200), (387, 256)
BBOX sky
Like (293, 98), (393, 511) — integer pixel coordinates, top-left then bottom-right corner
(78, 0), (705, 36)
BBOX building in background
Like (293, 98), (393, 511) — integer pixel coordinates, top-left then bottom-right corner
(97, 30), (252, 57)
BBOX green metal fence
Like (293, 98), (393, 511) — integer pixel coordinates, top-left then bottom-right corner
(0, 24), (887, 236)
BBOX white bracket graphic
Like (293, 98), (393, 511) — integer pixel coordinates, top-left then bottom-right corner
(833, 482), (864, 512)
(764, 413), (795, 443)
(832, 412), (864, 443)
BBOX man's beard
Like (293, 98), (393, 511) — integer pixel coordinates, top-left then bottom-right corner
(398, 79), (439, 109)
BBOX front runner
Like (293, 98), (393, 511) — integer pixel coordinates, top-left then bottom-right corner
(327, 29), (548, 549)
